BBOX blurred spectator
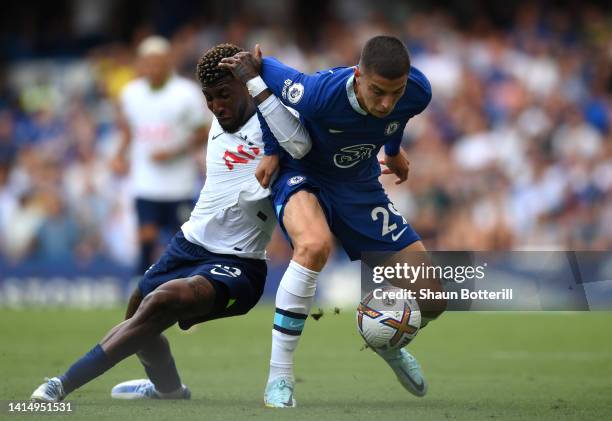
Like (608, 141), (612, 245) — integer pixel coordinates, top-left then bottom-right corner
(110, 35), (211, 274)
(31, 188), (81, 263)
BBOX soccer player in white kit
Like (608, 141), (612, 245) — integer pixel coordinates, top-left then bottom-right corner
(31, 44), (311, 402)
(111, 36), (212, 275)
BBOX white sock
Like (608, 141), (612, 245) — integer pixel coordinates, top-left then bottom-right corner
(268, 260), (319, 383)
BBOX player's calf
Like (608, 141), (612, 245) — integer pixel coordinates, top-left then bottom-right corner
(136, 334), (183, 394)
(388, 242), (447, 326)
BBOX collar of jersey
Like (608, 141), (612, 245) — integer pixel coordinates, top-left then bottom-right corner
(345, 73), (368, 116)
(216, 111), (258, 138)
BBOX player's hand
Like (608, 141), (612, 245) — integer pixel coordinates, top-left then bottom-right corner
(255, 153), (279, 188)
(380, 150), (410, 185)
(218, 44), (263, 84)
(110, 154), (129, 175)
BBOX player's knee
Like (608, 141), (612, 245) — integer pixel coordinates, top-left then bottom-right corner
(125, 288), (143, 319)
(293, 233), (333, 268)
(140, 289), (177, 315)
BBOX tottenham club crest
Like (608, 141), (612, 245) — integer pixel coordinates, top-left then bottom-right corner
(385, 121), (400, 136)
(333, 144), (376, 168)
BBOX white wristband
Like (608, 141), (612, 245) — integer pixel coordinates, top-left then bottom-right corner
(246, 76), (267, 97)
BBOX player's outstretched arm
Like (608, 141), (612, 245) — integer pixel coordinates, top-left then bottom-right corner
(219, 45), (312, 159)
(380, 149), (410, 185)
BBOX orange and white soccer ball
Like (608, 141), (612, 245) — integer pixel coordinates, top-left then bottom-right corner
(356, 286), (421, 351)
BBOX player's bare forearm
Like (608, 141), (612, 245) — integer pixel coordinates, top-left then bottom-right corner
(115, 120), (131, 156)
(111, 116), (131, 174)
(381, 150), (410, 185)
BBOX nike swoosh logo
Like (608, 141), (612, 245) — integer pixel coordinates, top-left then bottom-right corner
(391, 227), (408, 241)
(288, 321), (303, 328)
(329, 129), (344, 134)
(211, 132), (223, 140)
(397, 366), (425, 392)
(210, 268), (231, 277)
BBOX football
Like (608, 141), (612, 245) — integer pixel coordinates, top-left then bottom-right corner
(356, 286), (421, 351)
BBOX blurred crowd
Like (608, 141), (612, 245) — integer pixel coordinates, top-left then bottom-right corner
(0, 1), (611, 268)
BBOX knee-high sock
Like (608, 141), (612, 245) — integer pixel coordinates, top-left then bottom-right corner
(137, 335), (182, 393)
(268, 260), (318, 382)
(59, 344), (116, 395)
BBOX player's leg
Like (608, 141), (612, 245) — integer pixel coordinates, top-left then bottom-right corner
(331, 189), (445, 398)
(31, 275), (220, 402)
(138, 223), (160, 274)
(110, 288), (186, 398)
(390, 240), (447, 324)
(128, 198), (192, 395)
(101, 275), (217, 363)
(135, 198), (161, 275)
(265, 190), (334, 408)
(372, 240), (447, 398)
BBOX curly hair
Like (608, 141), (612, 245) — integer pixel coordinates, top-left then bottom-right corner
(196, 43), (244, 88)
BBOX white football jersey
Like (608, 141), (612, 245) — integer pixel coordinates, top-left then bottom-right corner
(181, 113), (276, 259)
(120, 75), (211, 201)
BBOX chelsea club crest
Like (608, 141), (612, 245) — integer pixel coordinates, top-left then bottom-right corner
(286, 83), (305, 104)
(288, 175), (306, 186)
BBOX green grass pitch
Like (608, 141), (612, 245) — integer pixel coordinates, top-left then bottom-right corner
(1, 307), (611, 420)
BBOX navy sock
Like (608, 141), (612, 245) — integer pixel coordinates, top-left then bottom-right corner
(142, 357), (182, 393)
(60, 344), (116, 394)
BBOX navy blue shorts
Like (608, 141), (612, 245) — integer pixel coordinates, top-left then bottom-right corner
(135, 198), (193, 230)
(271, 171), (420, 261)
(138, 231), (267, 329)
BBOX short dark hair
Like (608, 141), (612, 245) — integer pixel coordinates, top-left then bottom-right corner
(359, 35), (410, 79)
(196, 43), (244, 88)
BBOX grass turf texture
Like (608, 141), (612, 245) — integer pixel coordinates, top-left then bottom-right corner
(1, 307), (611, 420)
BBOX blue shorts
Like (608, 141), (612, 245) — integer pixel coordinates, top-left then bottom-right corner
(135, 198), (193, 230)
(138, 231), (267, 329)
(271, 171), (420, 261)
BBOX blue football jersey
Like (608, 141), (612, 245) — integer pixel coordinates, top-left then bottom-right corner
(260, 57), (432, 182)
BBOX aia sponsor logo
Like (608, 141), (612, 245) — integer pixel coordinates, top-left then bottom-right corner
(223, 145), (260, 170)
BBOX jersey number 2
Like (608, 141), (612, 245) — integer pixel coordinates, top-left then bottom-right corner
(370, 204), (407, 238)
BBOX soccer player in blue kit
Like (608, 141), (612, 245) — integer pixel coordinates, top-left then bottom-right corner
(220, 35), (447, 407)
